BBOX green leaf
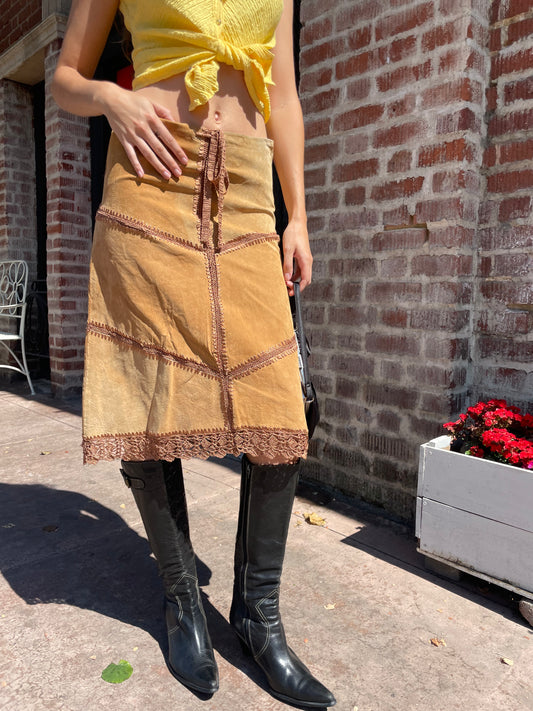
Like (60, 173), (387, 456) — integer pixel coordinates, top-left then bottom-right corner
(101, 659), (133, 684)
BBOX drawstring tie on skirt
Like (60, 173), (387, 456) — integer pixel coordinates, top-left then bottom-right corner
(196, 129), (229, 247)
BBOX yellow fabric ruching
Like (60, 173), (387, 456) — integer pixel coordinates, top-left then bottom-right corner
(119, 0), (283, 121)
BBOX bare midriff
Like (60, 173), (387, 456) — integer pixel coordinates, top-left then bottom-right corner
(134, 64), (268, 137)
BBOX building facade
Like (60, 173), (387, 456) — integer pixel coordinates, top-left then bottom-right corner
(0, 0), (531, 519)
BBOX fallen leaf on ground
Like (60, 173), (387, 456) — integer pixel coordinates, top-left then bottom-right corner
(303, 512), (326, 527)
(430, 637), (446, 647)
(119, 503), (126, 509)
(101, 659), (133, 684)
(89, 655), (96, 660)
(324, 603), (336, 610)
(501, 657), (514, 666)
(40, 451), (51, 456)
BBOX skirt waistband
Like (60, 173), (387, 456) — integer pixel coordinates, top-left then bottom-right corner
(160, 119), (274, 151)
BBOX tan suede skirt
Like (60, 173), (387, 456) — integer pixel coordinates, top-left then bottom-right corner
(82, 121), (308, 464)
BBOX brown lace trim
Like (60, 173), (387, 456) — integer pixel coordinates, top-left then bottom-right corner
(204, 246), (232, 428)
(219, 232), (279, 254)
(86, 321), (219, 380)
(193, 132), (210, 246)
(83, 427), (309, 464)
(230, 336), (297, 380)
(96, 206), (201, 252)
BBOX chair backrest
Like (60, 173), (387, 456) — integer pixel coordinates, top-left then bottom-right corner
(0, 260), (29, 337)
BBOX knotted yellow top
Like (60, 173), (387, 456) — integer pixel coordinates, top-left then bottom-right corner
(119, 0), (283, 122)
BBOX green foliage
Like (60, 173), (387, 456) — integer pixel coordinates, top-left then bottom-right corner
(101, 659), (133, 684)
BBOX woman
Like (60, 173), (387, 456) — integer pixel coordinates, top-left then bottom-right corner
(52, 0), (335, 706)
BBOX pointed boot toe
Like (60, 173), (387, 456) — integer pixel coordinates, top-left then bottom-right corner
(166, 597), (219, 694)
(279, 675), (336, 708)
(167, 658), (219, 695)
(193, 662), (219, 695)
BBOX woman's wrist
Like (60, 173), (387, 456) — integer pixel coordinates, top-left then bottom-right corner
(286, 209), (307, 226)
(92, 80), (121, 117)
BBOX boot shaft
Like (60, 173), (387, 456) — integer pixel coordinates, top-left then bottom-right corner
(232, 456), (300, 620)
(121, 459), (195, 594)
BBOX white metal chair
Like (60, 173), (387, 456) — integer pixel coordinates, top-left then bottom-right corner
(0, 260), (35, 394)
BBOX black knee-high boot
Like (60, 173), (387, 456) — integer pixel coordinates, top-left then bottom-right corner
(230, 455), (336, 708)
(121, 459), (218, 695)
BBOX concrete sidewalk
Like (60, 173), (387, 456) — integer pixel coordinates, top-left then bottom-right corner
(1, 384), (532, 711)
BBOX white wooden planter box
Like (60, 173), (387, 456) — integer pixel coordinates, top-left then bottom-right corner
(416, 435), (533, 601)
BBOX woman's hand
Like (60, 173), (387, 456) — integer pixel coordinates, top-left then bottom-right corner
(282, 219), (312, 296)
(99, 84), (188, 180)
(51, 0), (188, 180)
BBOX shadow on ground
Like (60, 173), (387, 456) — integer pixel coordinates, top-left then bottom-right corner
(0, 481), (328, 707)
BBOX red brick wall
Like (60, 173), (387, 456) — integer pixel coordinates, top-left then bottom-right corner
(0, 80), (37, 353)
(44, 40), (92, 397)
(0, 80), (37, 270)
(0, 0), (42, 56)
(298, 0), (532, 520)
(474, 0), (533, 410)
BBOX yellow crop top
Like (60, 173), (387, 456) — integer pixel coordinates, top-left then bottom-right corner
(119, 0), (284, 122)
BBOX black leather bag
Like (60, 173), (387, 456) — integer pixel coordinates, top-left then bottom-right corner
(291, 282), (320, 439)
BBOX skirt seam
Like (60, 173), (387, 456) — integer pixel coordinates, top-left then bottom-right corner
(96, 206), (202, 252)
(86, 321), (220, 379)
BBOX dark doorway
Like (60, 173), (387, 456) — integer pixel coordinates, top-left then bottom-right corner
(25, 80), (50, 380)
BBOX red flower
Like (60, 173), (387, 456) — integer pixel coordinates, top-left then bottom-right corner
(443, 399), (533, 470)
(522, 414), (533, 429)
(486, 399), (508, 408)
(483, 408), (516, 429)
(467, 402), (487, 419)
(443, 414), (467, 434)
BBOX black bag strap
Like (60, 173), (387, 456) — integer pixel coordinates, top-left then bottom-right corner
(293, 282), (315, 405)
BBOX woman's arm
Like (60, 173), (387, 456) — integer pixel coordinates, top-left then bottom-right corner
(267, 0), (311, 295)
(51, 0), (187, 179)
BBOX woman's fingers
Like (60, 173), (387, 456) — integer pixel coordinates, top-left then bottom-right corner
(152, 103), (189, 165)
(122, 125), (185, 180)
(144, 130), (183, 179)
(107, 90), (189, 180)
(132, 118), (188, 180)
(283, 226), (312, 296)
(283, 246), (296, 295)
(135, 137), (176, 180)
(123, 143), (145, 180)
(297, 252), (312, 291)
